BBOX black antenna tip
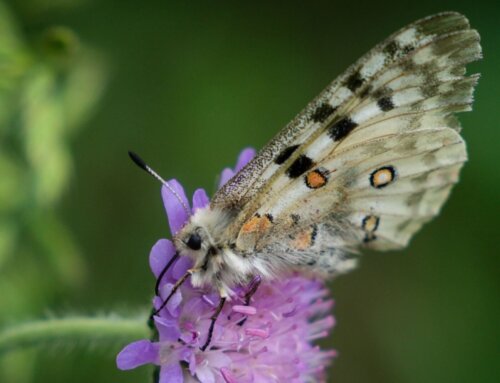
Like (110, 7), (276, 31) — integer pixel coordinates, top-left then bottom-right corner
(128, 151), (148, 171)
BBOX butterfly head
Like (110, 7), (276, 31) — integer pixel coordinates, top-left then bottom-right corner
(175, 207), (242, 295)
(176, 213), (215, 268)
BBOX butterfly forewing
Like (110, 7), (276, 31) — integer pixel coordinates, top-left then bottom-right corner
(211, 12), (480, 275)
(212, 12), (476, 208)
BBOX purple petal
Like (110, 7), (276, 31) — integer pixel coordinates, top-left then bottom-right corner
(192, 188), (210, 211)
(156, 284), (183, 316)
(172, 256), (192, 280)
(154, 316), (181, 342)
(188, 351), (197, 375)
(234, 147), (256, 171)
(116, 340), (159, 370)
(179, 347), (193, 364)
(160, 362), (183, 383)
(153, 296), (175, 320)
(195, 364), (215, 383)
(149, 239), (176, 277)
(218, 168), (234, 189)
(161, 179), (191, 235)
(220, 368), (237, 383)
(119, 155), (338, 382)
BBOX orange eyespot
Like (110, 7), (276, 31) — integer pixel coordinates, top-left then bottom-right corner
(291, 226), (317, 250)
(362, 215), (379, 232)
(370, 166), (396, 188)
(362, 215), (380, 243)
(260, 214), (273, 231)
(241, 215), (261, 234)
(241, 214), (273, 234)
(305, 169), (328, 189)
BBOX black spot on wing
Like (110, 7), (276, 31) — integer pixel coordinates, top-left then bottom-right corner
(383, 40), (414, 61)
(384, 40), (399, 58)
(377, 96), (395, 111)
(311, 224), (318, 244)
(402, 44), (415, 54)
(275, 145), (299, 165)
(311, 103), (337, 123)
(286, 155), (314, 178)
(291, 214), (300, 224)
(363, 233), (377, 243)
(346, 71), (364, 92)
(328, 117), (358, 141)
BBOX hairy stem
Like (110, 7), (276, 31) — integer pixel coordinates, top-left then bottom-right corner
(0, 315), (149, 356)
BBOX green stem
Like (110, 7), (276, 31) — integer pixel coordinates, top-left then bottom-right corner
(0, 315), (149, 356)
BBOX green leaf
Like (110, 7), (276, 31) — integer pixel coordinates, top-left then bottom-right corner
(0, 314), (150, 356)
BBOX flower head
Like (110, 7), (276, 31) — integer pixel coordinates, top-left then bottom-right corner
(117, 148), (336, 382)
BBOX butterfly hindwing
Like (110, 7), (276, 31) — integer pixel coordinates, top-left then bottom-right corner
(340, 128), (466, 250)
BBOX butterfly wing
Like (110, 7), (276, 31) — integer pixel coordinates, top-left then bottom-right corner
(212, 12), (477, 210)
(211, 12), (481, 273)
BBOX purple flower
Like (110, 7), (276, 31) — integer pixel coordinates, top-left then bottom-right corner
(117, 148), (337, 382)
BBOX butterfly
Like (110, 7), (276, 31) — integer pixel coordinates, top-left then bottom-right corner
(130, 12), (481, 350)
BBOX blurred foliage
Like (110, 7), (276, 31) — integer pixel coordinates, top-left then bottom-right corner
(0, 1), (106, 381)
(0, 0), (499, 383)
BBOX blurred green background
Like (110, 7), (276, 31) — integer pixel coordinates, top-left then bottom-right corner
(0, 1), (498, 382)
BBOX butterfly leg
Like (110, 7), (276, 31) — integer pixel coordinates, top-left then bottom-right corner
(151, 268), (198, 317)
(200, 296), (227, 351)
(237, 275), (262, 326)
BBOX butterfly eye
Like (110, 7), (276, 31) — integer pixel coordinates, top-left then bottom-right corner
(186, 233), (202, 250)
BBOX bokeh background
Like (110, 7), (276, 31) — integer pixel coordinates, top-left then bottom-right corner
(0, 1), (498, 382)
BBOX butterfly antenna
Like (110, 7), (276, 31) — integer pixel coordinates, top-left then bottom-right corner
(128, 151), (190, 216)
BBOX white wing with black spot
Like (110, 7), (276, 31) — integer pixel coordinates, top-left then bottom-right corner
(211, 12), (480, 275)
(212, 12), (478, 212)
